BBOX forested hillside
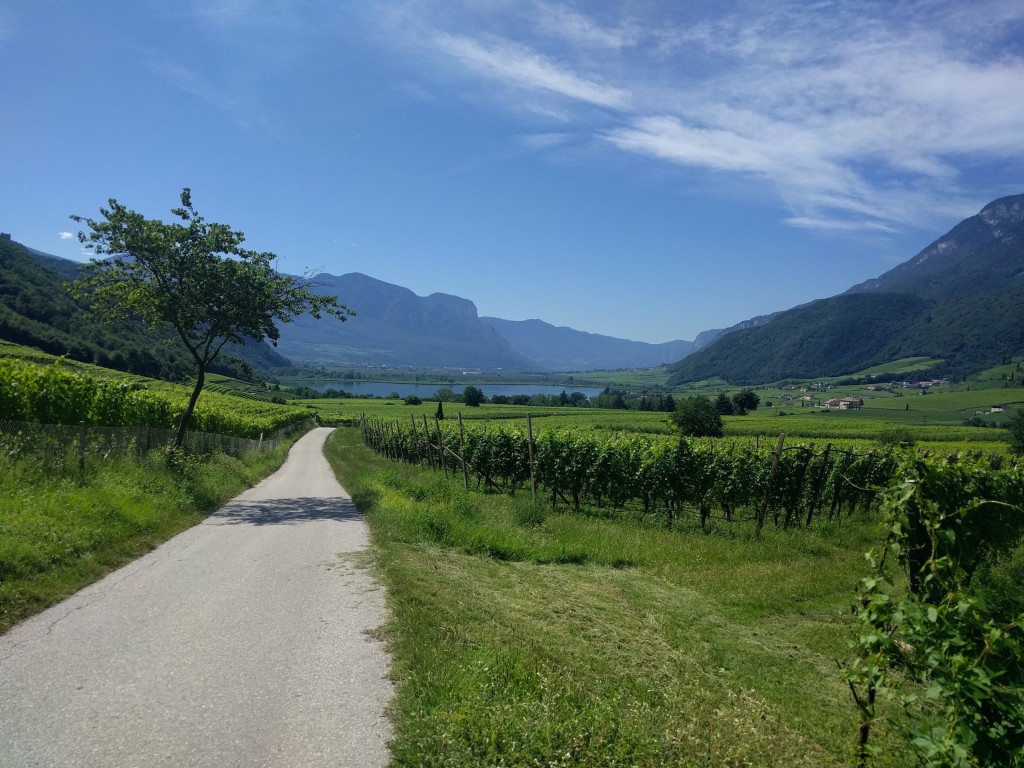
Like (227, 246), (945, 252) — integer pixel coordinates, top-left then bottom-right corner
(669, 194), (1024, 385)
(0, 238), (288, 379)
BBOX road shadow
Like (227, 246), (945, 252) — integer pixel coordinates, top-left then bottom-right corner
(209, 497), (365, 526)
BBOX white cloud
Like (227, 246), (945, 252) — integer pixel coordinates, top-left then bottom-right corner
(368, 1), (1024, 233)
(59, 231), (73, 240)
(433, 33), (631, 109)
(531, 4), (639, 50)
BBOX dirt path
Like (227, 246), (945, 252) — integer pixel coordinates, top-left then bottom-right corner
(0, 427), (393, 767)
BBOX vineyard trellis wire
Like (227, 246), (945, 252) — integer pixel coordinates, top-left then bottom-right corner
(358, 413), (914, 535)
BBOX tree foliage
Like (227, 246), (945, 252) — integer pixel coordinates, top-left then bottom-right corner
(732, 389), (760, 415)
(70, 189), (352, 446)
(1010, 408), (1024, 456)
(462, 385), (486, 407)
(670, 396), (724, 438)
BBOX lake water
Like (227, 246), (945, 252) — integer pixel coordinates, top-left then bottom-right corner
(288, 380), (604, 399)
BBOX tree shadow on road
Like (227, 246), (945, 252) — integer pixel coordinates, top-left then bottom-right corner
(208, 497), (365, 526)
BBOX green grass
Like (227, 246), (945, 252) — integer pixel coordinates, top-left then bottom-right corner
(307, 397), (1013, 461)
(0, 434), (302, 633)
(324, 426), (913, 767)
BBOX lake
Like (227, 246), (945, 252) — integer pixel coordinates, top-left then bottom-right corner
(285, 380), (605, 399)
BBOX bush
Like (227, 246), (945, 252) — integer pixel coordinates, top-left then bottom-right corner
(670, 396), (723, 438)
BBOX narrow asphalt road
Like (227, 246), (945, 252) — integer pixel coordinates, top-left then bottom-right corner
(0, 427), (393, 768)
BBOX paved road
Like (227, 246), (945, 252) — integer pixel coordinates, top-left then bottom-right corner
(0, 427), (393, 768)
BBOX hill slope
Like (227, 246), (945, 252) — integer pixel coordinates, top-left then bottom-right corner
(480, 317), (694, 370)
(0, 238), (289, 378)
(668, 194), (1024, 385)
(276, 272), (536, 370)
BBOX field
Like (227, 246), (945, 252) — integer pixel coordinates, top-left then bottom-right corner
(297, 393), (1013, 457)
(323, 426), (917, 766)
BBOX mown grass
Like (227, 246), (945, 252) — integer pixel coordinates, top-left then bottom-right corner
(0, 436), (301, 633)
(324, 426), (913, 767)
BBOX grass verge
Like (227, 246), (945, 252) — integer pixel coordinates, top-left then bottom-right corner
(0, 434), (303, 634)
(324, 426), (912, 767)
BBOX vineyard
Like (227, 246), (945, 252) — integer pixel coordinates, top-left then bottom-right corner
(343, 415), (1024, 765)
(0, 358), (310, 439)
(356, 414), (1003, 534)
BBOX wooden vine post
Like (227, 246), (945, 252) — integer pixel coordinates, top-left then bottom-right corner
(806, 443), (831, 527)
(756, 433), (786, 539)
(422, 414), (434, 470)
(434, 415), (448, 478)
(410, 414), (420, 465)
(457, 413), (470, 489)
(527, 413), (536, 502)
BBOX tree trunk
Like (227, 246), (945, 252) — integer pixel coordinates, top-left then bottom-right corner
(175, 367), (206, 449)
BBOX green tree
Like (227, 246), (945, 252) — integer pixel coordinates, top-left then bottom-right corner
(714, 392), (734, 415)
(435, 400), (445, 420)
(70, 189), (351, 447)
(462, 385), (485, 407)
(670, 396), (724, 437)
(1010, 408), (1024, 455)
(434, 386), (455, 402)
(731, 389), (760, 415)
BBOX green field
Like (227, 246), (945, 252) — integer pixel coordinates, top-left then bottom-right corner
(2, 340), (1021, 764)
(323, 426), (915, 767)
(297, 393), (1013, 456)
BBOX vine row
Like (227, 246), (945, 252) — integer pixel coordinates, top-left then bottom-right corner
(360, 414), (908, 532)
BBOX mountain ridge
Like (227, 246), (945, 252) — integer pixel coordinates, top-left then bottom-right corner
(668, 193), (1024, 385)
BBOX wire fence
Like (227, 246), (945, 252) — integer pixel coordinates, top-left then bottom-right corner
(0, 417), (315, 465)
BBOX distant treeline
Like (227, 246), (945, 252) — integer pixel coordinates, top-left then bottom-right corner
(284, 383), (676, 412)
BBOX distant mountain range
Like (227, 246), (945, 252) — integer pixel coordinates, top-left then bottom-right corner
(1, 239), (709, 372)
(274, 272), (705, 371)
(667, 193), (1024, 385)
(479, 317), (698, 371)
(7, 192), (1022, 380)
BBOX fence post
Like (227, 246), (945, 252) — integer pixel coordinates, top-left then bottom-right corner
(756, 433), (785, 539)
(527, 413), (536, 502)
(806, 443), (831, 527)
(434, 416), (448, 478)
(457, 413), (469, 489)
(422, 414), (435, 470)
(410, 414), (421, 465)
(78, 421), (87, 472)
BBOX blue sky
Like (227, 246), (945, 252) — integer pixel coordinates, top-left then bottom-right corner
(3, 1), (1023, 344)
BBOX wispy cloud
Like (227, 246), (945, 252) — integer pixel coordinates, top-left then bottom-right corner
(520, 132), (572, 149)
(147, 58), (233, 108)
(531, 4), (639, 50)
(59, 231), (73, 240)
(434, 33), (630, 109)
(376, 0), (1024, 234)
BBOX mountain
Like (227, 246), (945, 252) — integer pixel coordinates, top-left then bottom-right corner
(6, 238), (701, 373)
(0, 238), (289, 378)
(668, 194), (1024, 385)
(846, 194), (1024, 298)
(480, 317), (694, 370)
(276, 272), (536, 369)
